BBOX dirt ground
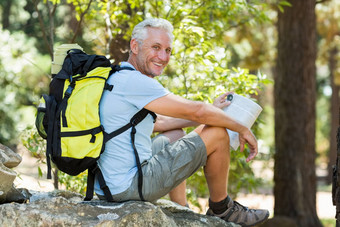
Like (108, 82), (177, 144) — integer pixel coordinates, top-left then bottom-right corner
(12, 145), (336, 220)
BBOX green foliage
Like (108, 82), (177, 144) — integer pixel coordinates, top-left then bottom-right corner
(228, 147), (263, 197)
(277, 1), (292, 13)
(320, 218), (336, 227)
(0, 28), (50, 144)
(20, 126), (47, 178)
(182, 69), (270, 209)
(58, 171), (88, 195)
(21, 126), (87, 193)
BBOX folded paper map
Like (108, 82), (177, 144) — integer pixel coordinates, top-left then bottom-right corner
(223, 94), (263, 151)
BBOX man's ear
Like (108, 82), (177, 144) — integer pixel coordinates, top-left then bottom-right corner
(130, 39), (139, 54)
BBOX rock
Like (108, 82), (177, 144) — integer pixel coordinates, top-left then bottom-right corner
(0, 144), (22, 168)
(0, 143), (28, 204)
(0, 190), (240, 227)
(0, 162), (17, 203)
(4, 187), (31, 204)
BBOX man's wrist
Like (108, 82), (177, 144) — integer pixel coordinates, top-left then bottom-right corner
(237, 125), (248, 135)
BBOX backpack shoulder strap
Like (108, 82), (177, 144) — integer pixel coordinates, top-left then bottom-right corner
(101, 66), (155, 201)
(86, 108), (154, 202)
(109, 64), (135, 75)
(85, 163), (113, 202)
(103, 108), (154, 143)
(102, 108), (155, 201)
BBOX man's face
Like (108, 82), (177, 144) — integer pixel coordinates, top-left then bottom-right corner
(133, 27), (172, 78)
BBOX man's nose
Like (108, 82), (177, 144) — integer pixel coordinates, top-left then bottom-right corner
(158, 50), (170, 61)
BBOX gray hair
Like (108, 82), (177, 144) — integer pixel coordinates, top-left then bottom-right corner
(131, 18), (174, 44)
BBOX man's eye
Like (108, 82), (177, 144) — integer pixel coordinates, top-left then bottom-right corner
(166, 49), (172, 54)
(153, 46), (160, 50)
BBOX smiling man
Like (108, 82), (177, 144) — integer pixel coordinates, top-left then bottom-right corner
(129, 26), (172, 78)
(95, 18), (269, 226)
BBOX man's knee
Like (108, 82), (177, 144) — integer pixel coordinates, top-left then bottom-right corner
(204, 126), (229, 142)
(197, 126), (230, 153)
(213, 127), (229, 142)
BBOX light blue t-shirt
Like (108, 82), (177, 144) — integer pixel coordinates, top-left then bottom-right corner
(94, 62), (170, 195)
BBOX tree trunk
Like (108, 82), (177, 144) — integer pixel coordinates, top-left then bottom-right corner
(109, 34), (130, 64)
(328, 46), (339, 184)
(68, 3), (81, 37)
(108, 4), (145, 63)
(274, 0), (322, 226)
(53, 169), (59, 189)
(1, 0), (12, 29)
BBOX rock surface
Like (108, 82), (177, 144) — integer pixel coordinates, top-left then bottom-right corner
(0, 144), (27, 203)
(0, 162), (17, 201)
(0, 190), (240, 227)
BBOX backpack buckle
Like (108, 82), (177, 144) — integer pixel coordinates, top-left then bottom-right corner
(131, 118), (138, 126)
(64, 84), (75, 98)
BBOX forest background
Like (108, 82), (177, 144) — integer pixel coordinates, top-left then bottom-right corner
(0, 0), (339, 226)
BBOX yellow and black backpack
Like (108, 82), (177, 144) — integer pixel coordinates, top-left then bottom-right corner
(35, 49), (156, 202)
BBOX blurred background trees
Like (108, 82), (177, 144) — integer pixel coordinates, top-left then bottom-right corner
(0, 0), (339, 225)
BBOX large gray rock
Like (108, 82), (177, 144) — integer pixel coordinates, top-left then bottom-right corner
(0, 162), (17, 202)
(0, 144), (19, 203)
(0, 190), (240, 227)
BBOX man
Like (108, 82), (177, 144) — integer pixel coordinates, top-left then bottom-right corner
(95, 18), (269, 226)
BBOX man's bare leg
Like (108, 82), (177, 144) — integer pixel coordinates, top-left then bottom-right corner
(166, 125), (230, 206)
(194, 125), (230, 202)
(195, 125), (269, 226)
(169, 180), (187, 206)
(161, 129), (188, 206)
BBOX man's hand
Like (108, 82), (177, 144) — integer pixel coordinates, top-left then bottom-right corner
(213, 92), (234, 109)
(239, 128), (258, 162)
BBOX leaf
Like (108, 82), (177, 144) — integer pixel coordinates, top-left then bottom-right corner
(38, 166), (43, 178)
(279, 1), (292, 7)
(278, 5), (284, 13)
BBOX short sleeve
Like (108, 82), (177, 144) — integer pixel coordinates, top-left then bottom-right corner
(108, 68), (169, 109)
(123, 73), (170, 109)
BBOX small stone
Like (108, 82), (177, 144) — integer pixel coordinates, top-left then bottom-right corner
(0, 144), (22, 168)
(5, 186), (31, 204)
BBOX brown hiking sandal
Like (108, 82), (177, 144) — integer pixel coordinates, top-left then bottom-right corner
(206, 200), (269, 227)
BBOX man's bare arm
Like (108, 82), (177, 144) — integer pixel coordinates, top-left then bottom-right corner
(153, 114), (200, 132)
(153, 92), (234, 132)
(145, 93), (258, 162)
(145, 93), (245, 133)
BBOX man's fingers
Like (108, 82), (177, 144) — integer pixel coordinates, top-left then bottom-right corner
(246, 152), (256, 162)
(220, 93), (228, 99)
(239, 143), (244, 153)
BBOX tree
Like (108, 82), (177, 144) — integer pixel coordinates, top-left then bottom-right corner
(274, 1), (322, 226)
(0, 0), (12, 29)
